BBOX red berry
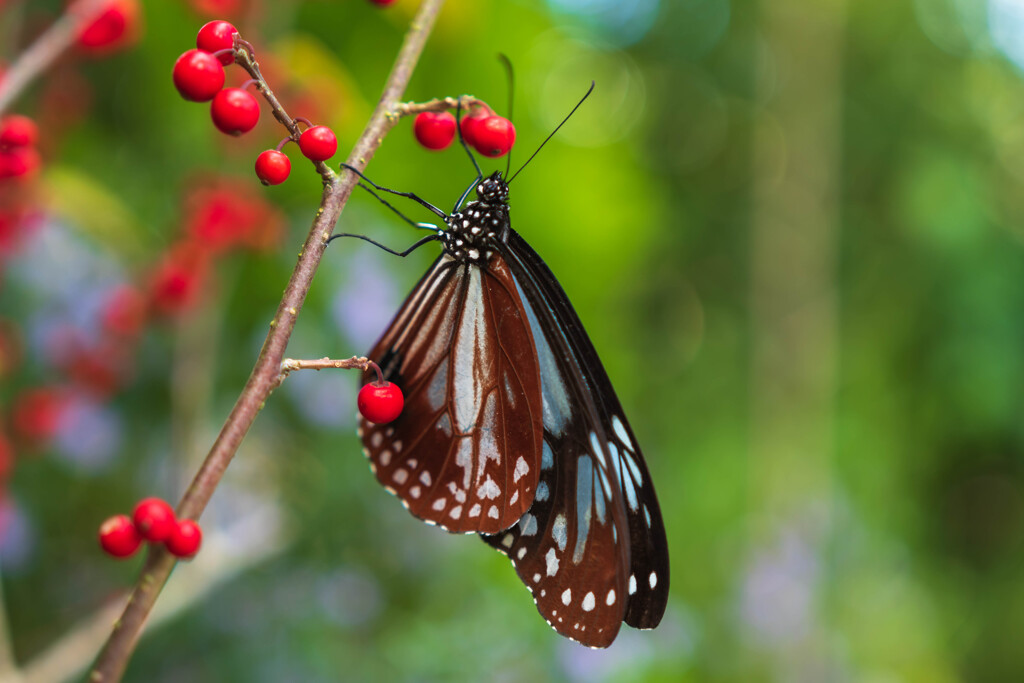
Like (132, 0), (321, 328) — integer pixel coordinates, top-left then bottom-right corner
(173, 49), (225, 102)
(472, 116), (516, 158)
(0, 115), (38, 148)
(255, 149), (291, 185)
(358, 381), (404, 424)
(196, 20), (237, 65)
(298, 125), (337, 161)
(211, 87), (260, 135)
(76, 0), (139, 53)
(132, 498), (176, 542)
(99, 514), (142, 558)
(370, 0), (398, 5)
(11, 387), (67, 441)
(413, 111), (456, 151)
(166, 519), (203, 558)
(101, 285), (147, 337)
(459, 110), (489, 147)
(0, 147), (41, 180)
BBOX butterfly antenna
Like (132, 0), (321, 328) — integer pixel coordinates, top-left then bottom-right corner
(498, 53), (514, 179)
(508, 81), (595, 185)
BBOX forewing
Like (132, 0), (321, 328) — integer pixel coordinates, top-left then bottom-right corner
(360, 254), (544, 534)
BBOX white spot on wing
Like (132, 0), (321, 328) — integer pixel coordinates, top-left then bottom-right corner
(371, 432), (383, 448)
(582, 592), (596, 612)
(488, 505), (499, 519)
(649, 571), (658, 589)
(410, 486), (421, 498)
(545, 548), (559, 576)
(612, 415), (633, 450)
(629, 574), (637, 595)
(469, 503), (481, 517)
(477, 477), (500, 500)
(420, 471), (432, 486)
(606, 589), (616, 606)
(392, 469), (408, 484)
(450, 506), (462, 519)
(514, 456), (530, 483)
(561, 589), (572, 606)
(552, 514), (567, 551)
(379, 450), (392, 467)
(519, 514), (538, 536)
(432, 498), (446, 511)
(516, 547), (526, 560)
(535, 482), (549, 502)
(500, 533), (514, 548)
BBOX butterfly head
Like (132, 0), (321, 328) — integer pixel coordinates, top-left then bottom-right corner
(476, 171), (509, 206)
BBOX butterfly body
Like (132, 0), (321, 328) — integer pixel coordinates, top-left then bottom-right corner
(358, 170), (669, 647)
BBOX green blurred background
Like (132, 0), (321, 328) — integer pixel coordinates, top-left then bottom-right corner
(3, 0), (1024, 681)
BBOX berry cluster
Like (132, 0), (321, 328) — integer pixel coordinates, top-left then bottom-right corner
(0, 115), (41, 181)
(173, 21), (339, 186)
(99, 498), (203, 560)
(412, 105), (515, 158)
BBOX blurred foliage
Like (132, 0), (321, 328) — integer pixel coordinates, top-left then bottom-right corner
(2, 0), (1024, 681)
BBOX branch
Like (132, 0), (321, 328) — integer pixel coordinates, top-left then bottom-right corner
(87, 1), (447, 680)
(0, 0), (113, 115)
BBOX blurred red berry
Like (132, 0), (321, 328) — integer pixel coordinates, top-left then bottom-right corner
(0, 432), (13, 480)
(255, 149), (291, 185)
(76, 0), (140, 54)
(99, 514), (142, 559)
(369, 0), (398, 5)
(0, 115), (38, 149)
(183, 180), (283, 252)
(132, 498), (176, 542)
(298, 125), (337, 161)
(196, 20), (237, 65)
(414, 111), (456, 151)
(165, 519), (203, 558)
(358, 381), (404, 424)
(472, 116), (516, 158)
(11, 387), (68, 442)
(211, 88), (260, 135)
(0, 147), (41, 180)
(148, 242), (210, 315)
(190, 0), (244, 17)
(173, 49), (225, 102)
(0, 320), (21, 379)
(101, 285), (148, 337)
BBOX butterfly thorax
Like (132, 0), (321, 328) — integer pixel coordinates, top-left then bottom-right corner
(440, 172), (510, 265)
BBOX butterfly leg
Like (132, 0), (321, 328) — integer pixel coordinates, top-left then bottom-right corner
(327, 232), (439, 257)
(340, 164), (447, 220)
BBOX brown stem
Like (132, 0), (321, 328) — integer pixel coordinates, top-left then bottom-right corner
(0, 0), (113, 115)
(86, 1), (446, 680)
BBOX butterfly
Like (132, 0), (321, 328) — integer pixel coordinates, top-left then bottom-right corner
(351, 98), (669, 648)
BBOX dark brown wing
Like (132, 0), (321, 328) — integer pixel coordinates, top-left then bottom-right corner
(359, 254), (545, 534)
(481, 227), (669, 647)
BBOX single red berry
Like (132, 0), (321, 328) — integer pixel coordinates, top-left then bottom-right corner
(211, 87), (260, 135)
(298, 125), (337, 161)
(255, 149), (291, 185)
(369, 0), (398, 5)
(11, 387), (67, 441)
(165, 519), (203, 558)
(459, 110), (489, 147)
(0, 115), (38, 148)
(173, 49), (225, 102)
(196, 20), (237, 65)
(358, 381), (404, 424)
(413, 111), (456, 151)
(472, 116), (516, 158)
(132, 497), (176, 542)
(101, 285), (148, 337)
(99, 514), (142, 559)
(0, 147), (41, 180)
(76, 0), (139, 53)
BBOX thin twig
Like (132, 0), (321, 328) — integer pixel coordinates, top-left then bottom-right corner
(0, 0), (112, 115)
(86, 1), (447, 680)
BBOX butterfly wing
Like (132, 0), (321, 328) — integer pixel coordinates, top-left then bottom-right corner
(482, 227), (670, 647)
(360, 253), (545, 534)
